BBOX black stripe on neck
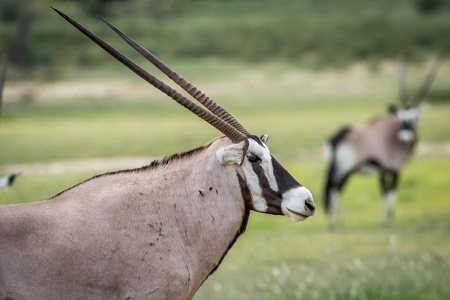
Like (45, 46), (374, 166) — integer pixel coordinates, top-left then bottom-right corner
(251, 160), (283, 215)
(237, 172), (253, 210)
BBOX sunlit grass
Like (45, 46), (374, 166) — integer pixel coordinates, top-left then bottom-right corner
(196, 229), (449, 300)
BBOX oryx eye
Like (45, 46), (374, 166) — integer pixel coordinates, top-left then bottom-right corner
(247, 153), (261, 164)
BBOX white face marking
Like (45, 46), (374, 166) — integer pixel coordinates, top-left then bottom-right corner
(397, 129), (415, 142)
(281, 187), (314, 222)
(240, 139), (274, 212)
(397, 107), (421, 142)
(244, 139), (278, 193)
(397, 108), (419, 123)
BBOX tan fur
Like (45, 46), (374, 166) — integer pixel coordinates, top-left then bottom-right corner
(344, 114), (414, 172)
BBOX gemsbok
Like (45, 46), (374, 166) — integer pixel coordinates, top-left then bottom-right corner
(0, 172), (20, 191)
(324, 54), (445, 227)
(0, 56), (20, 191)
(0, 8), (315, 299)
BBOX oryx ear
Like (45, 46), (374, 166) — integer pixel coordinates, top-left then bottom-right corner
(216, 140), (249, 166)
(388, 104), (397, 114)
(418, 102), (430, 115)
(260, 134), (269, 144)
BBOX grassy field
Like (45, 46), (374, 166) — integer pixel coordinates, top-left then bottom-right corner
(1, 58), (449, 299)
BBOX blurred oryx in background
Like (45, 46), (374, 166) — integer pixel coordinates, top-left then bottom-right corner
(324, 54), (445, 227)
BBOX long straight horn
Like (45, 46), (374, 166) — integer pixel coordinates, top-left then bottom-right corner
(51, 7), (248, 144)
(412, 53), (446, 105)
(0, 56), (8, 125)
(397, 54), (408, 107)
(97, 15), (249, 136)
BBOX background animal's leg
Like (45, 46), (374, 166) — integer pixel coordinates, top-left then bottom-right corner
(327, 173), (350, 229)
(324, 141), (355, 229)
(380, 171), (398, 225)
(324, 158), (339, 228)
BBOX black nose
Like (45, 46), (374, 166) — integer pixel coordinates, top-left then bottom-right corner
(305, 199), (316, 212)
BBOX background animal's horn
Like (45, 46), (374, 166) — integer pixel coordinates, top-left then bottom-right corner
(97, 15), (250, 136)
(412, 53), (446, 105)
(397, 54), (409, 108)
(52, 7), (248, 144)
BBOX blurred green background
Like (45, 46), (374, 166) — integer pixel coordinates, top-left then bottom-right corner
(1, 0), (449, 299)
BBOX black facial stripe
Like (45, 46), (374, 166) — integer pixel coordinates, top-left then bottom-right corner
(271, 156), (302, 193)
(401, 120), (415, 130)
(237, 172), (253, 210)
(251, 161), (283, 215)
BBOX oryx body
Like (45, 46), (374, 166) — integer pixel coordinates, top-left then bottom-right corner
(0, 9), (315, 299)
(324, 55), (444, 227)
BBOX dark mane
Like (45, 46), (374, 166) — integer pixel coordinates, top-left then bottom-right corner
(328, 126), (351, 148)
(50, 142), (212, 199)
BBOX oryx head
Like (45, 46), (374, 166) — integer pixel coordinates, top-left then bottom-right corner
(391, 54), (444, 143)
(217, 134), (315, 222)
(53, 8), (315, 222)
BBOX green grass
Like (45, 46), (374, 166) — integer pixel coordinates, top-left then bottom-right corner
(1, 59), (449, 299)
(195, 225), (450, 300)
(1, 57), (449, 164)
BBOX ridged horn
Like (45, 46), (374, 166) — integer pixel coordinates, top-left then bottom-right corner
(397, 54), (408, 108)
(51, 7), (248, 144)
(0, 56), (8, 125)
(97, 15), (249, 136)
(412, 53), (446, 106)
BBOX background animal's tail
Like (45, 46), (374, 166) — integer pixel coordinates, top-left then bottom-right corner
(323, 127), (351, 214)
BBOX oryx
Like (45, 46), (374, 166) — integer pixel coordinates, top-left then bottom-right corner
(0, 56), (20, 191)
(324, 54), (445, 227)
(0, 172), (20, 191)
(0, 8), (315, 299)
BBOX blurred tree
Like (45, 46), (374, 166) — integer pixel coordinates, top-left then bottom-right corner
(76, 0), (127, 15)
(0, 0), (20, 23)
(416, 0), (450, 13)
(9, 7), (35, 68)
(0, 0), (35, 72)
(143, 0), (191, 20)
